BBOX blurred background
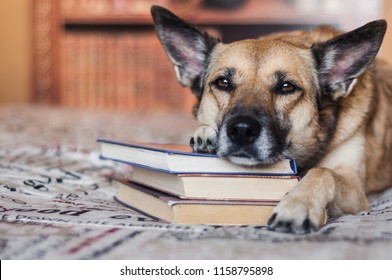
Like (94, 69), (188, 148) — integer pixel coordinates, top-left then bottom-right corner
(1, 0), (391, 114)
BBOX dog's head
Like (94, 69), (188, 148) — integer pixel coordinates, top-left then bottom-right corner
(151, 5), (386, 169)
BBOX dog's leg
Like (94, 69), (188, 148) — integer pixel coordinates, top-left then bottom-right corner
(190, 91), (220, 154)
(268, 133), (369, 234)
(268, 166), (368, 234)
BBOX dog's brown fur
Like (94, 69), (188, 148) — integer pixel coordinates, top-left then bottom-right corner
(151, 6), (392, 233)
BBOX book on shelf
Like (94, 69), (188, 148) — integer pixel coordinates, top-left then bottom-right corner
(130, 165), (298, 201)
(60, 29), (193, 111)
(115, 179), (278, 225)
(98, 139), (297, 175)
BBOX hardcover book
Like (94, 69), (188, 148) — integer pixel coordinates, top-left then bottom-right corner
(115, 179), (278, 225)
(130, 165), (298, 201)
(98, 139), (297, 175)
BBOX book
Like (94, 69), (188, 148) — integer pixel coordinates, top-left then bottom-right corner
(98, 139), (297, 175)
(130, 165), (298, 201)
(60, 28), (194, 112)
(115, 179), (278, 225)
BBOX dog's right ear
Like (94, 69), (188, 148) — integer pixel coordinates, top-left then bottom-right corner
(151, 5), (219, 94)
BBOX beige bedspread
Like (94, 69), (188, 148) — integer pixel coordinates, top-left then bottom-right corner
(1, 104), (391, 259)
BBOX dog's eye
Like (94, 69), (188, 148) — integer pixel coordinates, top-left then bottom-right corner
(278, 81), (297, 94)
(214, 77), (232, 91)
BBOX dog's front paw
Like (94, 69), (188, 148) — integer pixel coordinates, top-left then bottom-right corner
(267, 196), (325, 234)
(190, 126), (218, 154)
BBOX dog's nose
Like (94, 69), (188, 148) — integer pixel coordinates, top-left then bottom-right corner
(227, 116), (261, 146)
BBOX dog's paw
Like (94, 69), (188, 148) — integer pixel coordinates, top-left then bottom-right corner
(267, 196), (325, 234)
(190, 126), (218, 154)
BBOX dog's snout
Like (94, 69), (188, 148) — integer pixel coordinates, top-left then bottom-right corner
(227, 116), (261, 146)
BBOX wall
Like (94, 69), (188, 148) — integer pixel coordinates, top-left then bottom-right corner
(0, 0), (31, 105)
(381, 0), (392, 65)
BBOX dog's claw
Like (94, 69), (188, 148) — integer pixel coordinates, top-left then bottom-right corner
(191, 138), (216, 153)
(267, 213), (276, 226)
(268, 213), (316, 234)
(267, 197), (322, 234)
(190, 126), (218, 154)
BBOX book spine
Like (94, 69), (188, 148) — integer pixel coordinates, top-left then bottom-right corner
(124, 33), (137, 110)
(107, 33), (116, 109)
(80, 32), (89, 107)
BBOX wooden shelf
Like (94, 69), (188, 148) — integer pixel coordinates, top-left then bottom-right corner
(61, 14), (337, 27)
(31, 0), (345, 112)
(61, 15), (153, 26)
(60, 0), (337, 27)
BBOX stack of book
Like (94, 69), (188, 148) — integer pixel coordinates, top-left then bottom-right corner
(98, 139), (299, 225)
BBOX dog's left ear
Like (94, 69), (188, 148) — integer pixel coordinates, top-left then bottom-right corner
(312, 20), (387, 100)
(151, 5), (219, 95)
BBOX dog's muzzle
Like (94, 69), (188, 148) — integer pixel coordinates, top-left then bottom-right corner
(218, 115), (265, 165)
(218, 112), (285, 166)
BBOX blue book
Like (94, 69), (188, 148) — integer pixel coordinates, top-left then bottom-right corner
(98, 139), (297, 176)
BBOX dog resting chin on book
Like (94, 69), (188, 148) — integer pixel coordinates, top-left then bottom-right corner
(151, 6), (392, 234)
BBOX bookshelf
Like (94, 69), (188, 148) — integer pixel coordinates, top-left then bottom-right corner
(31, 0), (381, 112)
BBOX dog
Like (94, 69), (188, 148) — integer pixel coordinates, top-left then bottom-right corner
(151, 5), (392, 234)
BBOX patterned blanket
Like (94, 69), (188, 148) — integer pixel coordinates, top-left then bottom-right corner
(1, 105), (391, 259)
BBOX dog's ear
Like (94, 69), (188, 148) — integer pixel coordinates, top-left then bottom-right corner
(151, 5), (219, 94)
(312, 20), (387, 101)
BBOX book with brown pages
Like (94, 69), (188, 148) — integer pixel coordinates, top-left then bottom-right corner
(98, 139), (297, 175)
(115, 179), (278, 225)
(130, 165), (298, 201)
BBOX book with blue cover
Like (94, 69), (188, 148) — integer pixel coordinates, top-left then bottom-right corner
(98, 139), (297, 176)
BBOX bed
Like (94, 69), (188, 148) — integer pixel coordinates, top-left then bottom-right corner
(1, 104), (391, 259)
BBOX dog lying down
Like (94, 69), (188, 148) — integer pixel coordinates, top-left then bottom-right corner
(151, 5), (392, 234)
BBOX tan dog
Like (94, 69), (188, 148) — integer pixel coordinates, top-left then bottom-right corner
(151, 5), (392, 234)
